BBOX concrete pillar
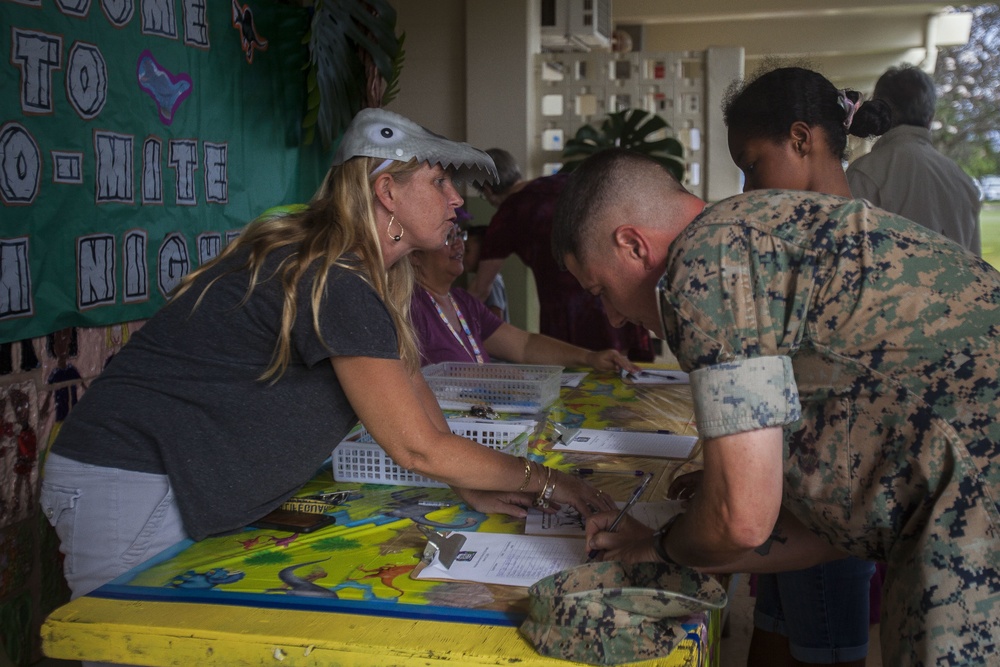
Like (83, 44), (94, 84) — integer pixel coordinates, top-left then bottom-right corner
(705, 46), (744, 202)
(465, 1), (541, 332)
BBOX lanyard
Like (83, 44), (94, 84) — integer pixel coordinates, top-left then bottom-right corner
(427, 289), (485, 364)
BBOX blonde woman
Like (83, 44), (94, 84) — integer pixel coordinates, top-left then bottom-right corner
(42, 109), (614, 600)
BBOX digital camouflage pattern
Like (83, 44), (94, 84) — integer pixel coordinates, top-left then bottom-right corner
(520, 560), (726, 665)
(687, 355), (802, 439)
(657, 190), (1000, 666)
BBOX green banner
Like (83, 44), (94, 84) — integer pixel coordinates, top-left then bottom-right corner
(0, 1), (331, 343)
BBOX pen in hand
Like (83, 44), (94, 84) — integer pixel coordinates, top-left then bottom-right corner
(587, 473), (653, 561)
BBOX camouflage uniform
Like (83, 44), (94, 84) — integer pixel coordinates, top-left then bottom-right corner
(656, 190), (1000, 666)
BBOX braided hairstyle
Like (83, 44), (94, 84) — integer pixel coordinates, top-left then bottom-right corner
(723, 66), (892, 160)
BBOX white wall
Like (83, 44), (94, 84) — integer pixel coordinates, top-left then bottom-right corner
(392, 0), (541, 331)
(465, 1), (541, 330)
(465, 1), (540, 176)
(390, 0), (468, 139)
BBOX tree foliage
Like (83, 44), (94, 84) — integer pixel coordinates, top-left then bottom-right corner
(303, 0), (404, 148)
(559, 109), (686, 181)
(934, 4), (1000, 179)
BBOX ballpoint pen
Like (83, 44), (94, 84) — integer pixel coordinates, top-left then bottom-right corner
(576, 468), (646, 477)
(605, 426), (682, 436)
(638, 369), (686, 378)
(587, 473), (653, 560)
(621, 368), (688, 381)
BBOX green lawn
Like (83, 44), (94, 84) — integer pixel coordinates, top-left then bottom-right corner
(983, 203), (1000, 271)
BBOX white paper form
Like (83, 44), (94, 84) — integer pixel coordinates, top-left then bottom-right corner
(525, 500), (686, 536)
(413, 533), (587, 587)
(552, 428), (698, 459)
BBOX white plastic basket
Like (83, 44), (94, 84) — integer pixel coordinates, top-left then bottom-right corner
(421, 362), (564, 414)
(332, 418), (535, 487)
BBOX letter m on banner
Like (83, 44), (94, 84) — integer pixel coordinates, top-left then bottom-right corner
(0, 237), (33, 320)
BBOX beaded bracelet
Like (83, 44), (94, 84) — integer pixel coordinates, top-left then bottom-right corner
(517, 457), (533, 492)
(543, 472), (557, 504)
(652, 514), (681, 565)
(535, 466), (556, 508)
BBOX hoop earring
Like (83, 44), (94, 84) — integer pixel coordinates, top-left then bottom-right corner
(387, 215), (404, 242)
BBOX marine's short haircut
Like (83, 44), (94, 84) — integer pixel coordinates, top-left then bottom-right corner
(552, 148), (681, 268)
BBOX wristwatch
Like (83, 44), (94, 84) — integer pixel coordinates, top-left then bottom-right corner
(652, 514), (681, 565)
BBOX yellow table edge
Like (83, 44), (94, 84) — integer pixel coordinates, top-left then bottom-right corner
(42, 596), (715, 666)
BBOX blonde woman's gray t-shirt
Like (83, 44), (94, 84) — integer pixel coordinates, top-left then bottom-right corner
(52, 248), (399, 540)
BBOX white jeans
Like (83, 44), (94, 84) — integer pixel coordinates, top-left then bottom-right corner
(40, 453), (189, 600)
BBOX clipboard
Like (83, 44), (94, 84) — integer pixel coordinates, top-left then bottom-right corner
(417, 524), (468, 568)
(410, 525), (471, 584)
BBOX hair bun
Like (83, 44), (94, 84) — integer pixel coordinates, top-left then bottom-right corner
(849, 99), (892, 138)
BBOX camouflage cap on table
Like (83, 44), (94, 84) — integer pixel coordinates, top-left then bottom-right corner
(520, 560), (727, 665)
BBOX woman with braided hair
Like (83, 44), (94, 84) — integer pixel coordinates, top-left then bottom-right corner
(722, 66), (891, 667)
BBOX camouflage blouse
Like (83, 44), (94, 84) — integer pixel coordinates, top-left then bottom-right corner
(657, 189), (1000, 665)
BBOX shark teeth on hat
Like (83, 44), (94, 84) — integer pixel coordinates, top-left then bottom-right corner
(332, 108), (498, 186)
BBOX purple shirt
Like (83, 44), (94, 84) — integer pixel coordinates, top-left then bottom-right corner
(480, 174), (654, 361)
(410, 286), (504, 366)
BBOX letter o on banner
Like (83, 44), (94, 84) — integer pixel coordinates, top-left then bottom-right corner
(67, 42), (108, 120)
(0, 122), (41, 205)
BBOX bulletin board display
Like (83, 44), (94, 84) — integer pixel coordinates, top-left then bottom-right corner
(0, 1), (332, 344)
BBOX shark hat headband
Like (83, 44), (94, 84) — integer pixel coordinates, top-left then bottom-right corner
(331, 108), (498, 186)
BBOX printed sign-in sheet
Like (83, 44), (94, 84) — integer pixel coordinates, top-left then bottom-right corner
(414, 533), (587, 587)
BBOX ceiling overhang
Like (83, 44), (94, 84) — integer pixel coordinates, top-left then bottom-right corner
(612, 0), (973, 92)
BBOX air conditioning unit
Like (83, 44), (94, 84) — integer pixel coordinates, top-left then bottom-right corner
(541, 0), (613, 51)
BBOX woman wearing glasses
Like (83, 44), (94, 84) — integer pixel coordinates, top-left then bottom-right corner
(409, 223), (636, 372)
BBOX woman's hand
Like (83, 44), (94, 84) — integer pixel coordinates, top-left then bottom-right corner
(585, 349), (639, 374)
(546, 470), (618, 519)
(584, 511), (658, 563)
(452, 470), (615, 520)
(451, 488), (537, 518)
